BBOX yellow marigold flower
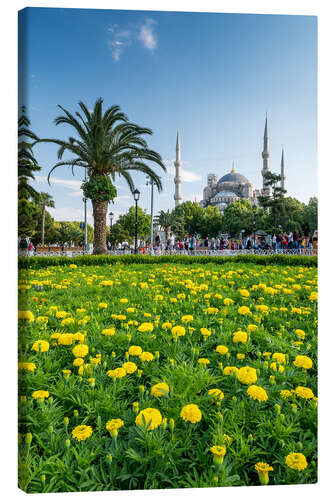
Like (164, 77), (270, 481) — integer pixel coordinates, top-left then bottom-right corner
(171, 325), (186, 337)
(216, 345), (229, 355)
(272, 352), (286, 364)
(198, 358), (210, 366)
(223, 298), (234, 306)
(126, 307), (135, 313)
(76, 308), (86, 313)
(18, 310), (34, 322)
(256, 305), (269, 314)
(309, 291), (318, 301)
(61, 317), (74, 327)
(122, 362), (137, 374)
(181, 315), (193, 323)
(295, 329), (306, 339)
(73, 332), (85, 343)
(237, 366), (257, 385)
(285, 452), (308, 471)
(140, 351), (154, 362)
(280, 389), (293, 399)
(136, 408), (162, 430)
(137, 322), (154, 333)
(255, 462), (274, 485)
(107, 367), (126, 379)
(238, 306), (251, 316)
(72, 425), (92, 441)
(293, 355), (313, 370)
(102, 327), (116, 336)
(128, 345), (142, 356)
(237, 353), (245, 360)
(120, 298), (128, 304)
(31, 340), (50, 353)
(210, 445), (226, 464)
(247, 324), (258, 332)
(72, 344), (89, 358)
(263, 352), (272, 358)
(32, 390), (49, 401)
(58, 333), (74, 346)
(200, 327), (211, 337)
(73, 357), (84, 367)
(247, 385), (268, 402)
(233, 331), (247, 344)
(36, 316), (48, 324)
(98, 302), (108, 309)
(295, 386), (314, 399)
(18, 362), (36, 372)
(70, 264), (77, 269)
(106, 418), (124, 437)
(239, 289), (250, 298)
(223, 366), (239, 375)
(208, 388), (224, 401)
(62, 369), (71, 378)
(180, 404), (202, 423)
(151, 382), (170, 397)
(162, 322), (172, 330)
(56, 311), (68, 319)
(207, 307), (219, 314)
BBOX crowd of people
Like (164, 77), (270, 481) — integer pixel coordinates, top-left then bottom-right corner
(18, 229), (318, 256)
(112, 230), (318, 255)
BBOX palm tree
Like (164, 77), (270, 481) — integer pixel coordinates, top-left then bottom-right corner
(18, 106), (41, 201)
(38, 192), (55, 245)
(154, 209), (173, 242)
(36, 98), (166, 254)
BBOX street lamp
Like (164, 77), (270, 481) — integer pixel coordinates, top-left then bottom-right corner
(83, 167), (88, 252)
(253, 219), (256, 249)
(146, 177), (154, 256)
(109, 212), (114, 251)
(133, 189), (140, 254)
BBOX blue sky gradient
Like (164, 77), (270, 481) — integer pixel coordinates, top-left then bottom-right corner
(19, 7), (317, 223)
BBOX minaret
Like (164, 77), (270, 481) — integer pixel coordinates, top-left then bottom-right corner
(261, 113), (270, 196)
(231, 161), (235, 173)
(174, 130), (182, 207)
(280, 147), (286, 193)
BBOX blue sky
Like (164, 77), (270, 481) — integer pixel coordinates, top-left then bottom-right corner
(19, 7), (317, 224)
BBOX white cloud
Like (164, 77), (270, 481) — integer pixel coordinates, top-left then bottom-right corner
(166, 166), (202, 183)
(107, 18), (157, 61)
(35, 175), (84, 197)
(48, 207), (93, 225)
(138, 19), (157, 51)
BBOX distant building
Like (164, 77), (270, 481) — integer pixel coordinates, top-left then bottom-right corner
(197, 115), (286, 213)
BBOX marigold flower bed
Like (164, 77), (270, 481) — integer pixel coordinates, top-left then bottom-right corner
(18, 262), (317, 492)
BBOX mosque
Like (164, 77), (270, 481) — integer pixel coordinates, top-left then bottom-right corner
(173, 115), (286, 213)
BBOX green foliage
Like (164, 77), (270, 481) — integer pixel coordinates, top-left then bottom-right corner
(171, 202), (204, 236)
(302, 197), (318, 235)
(18, 199), (39, 237)
(18, 253), (317, 270)
(18, 106), (41, 202)
(198, 205), (223, 238)
(82, 175), (117, 203)
(116, 206), (151, 240)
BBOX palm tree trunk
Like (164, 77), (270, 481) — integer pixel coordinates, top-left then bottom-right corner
(41, 205), (45, 246)
(92, 199), (108, 254)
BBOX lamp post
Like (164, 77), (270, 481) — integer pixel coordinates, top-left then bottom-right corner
(109, 212), (114, 251)
(133, 189), (140, 254)
(253, 219), (256, 250)
(146, 177), (154, 255)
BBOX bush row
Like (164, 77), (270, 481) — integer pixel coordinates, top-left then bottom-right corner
(18, 253), (317, 269)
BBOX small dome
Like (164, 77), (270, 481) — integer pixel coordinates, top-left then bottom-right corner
(218, 172), (249, 184)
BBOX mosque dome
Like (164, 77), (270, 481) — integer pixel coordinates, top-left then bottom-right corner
(217, 172), (249, 184)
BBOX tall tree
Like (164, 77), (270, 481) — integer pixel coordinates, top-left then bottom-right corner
(38, 192), (55, 245)
(171, 201), (204, 236)
(154, 210), (173, 241)
(116, 206), (151, 240)
(36, 98), (165, 254)
(18, 106), (41, 201)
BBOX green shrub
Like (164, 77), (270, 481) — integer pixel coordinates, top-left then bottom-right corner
(18, 253), (317, 269)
